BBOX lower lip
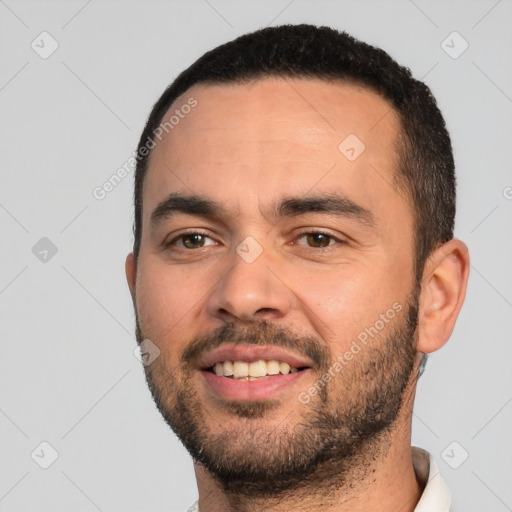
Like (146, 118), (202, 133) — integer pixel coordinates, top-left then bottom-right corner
(200, 370), (309, 401)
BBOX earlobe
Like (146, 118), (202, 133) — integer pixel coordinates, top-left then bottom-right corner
(417, 239), (470, 354)
(125, 252), (137, 301)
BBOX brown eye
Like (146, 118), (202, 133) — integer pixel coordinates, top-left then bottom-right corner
(168, 232), (216, 249)
(181, 234), (207, 248)
(303, 233), (334, 248)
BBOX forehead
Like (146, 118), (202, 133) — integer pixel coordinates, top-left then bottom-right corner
(143, 78), (405, 222)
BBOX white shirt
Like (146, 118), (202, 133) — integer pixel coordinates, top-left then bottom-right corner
(187, 446), (451, 512)
(412, 446), (451, 512)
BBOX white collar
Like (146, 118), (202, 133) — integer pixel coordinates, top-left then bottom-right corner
(412, 446), (451, 511)
(187, 446), (451, 512)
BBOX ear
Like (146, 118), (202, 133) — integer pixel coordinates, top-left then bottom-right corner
(416, 239), (470, 354)
(125, 252), (137, 302)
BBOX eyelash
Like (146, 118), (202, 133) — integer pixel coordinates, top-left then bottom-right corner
(165, 229), (345, 251)
(294, 229), (343, 248)
(165, 229), (213, 249)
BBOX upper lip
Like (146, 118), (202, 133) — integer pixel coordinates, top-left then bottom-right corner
(198, 344), (314, 370)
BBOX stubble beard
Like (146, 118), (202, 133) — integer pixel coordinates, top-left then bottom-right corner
(136, 291), (419, 500)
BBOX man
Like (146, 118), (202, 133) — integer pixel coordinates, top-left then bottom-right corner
(125, 24), (469, 511)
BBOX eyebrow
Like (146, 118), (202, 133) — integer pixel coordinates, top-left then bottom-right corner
(150, 192), (375, 228)
(150, 193), (228, 227)
(274, 193), (375, 227)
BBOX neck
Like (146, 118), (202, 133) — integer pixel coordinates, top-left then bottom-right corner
(193, 405), (423, 512)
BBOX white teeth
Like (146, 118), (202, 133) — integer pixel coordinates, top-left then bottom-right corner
(211, 359), (302, 378)
(249, 360), (266, 377)
(233, 361), (249, 378)
(279, 362), (291, 375)
(223, 360), (234, 376)
(266, 360), (280, 375)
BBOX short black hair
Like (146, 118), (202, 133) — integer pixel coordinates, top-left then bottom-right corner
(132, 24), (455, 281)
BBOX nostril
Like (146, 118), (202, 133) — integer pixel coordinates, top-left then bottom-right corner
(256, 307), (276, 314)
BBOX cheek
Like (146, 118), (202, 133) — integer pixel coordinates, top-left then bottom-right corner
(292, 261), (405, 349)
(135, 259), (206, 347)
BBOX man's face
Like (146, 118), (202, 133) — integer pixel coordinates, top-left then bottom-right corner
(128, 79), (420, 494)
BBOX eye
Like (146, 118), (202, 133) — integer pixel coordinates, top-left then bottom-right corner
(168, 232), (217, 249)
(296, 231), (340, 248)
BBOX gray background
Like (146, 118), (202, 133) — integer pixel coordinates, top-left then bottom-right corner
(1, 0), (511, 510)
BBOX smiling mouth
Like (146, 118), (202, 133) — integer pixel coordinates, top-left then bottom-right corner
(206, 359), (310, 381)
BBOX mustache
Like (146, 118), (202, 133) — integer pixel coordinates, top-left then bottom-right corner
(181, 321), (330, 369)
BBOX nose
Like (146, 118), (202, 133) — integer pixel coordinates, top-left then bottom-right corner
(206, 242), (294, 323)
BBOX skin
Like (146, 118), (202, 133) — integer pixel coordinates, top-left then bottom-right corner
(125, 78), (469, 511)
